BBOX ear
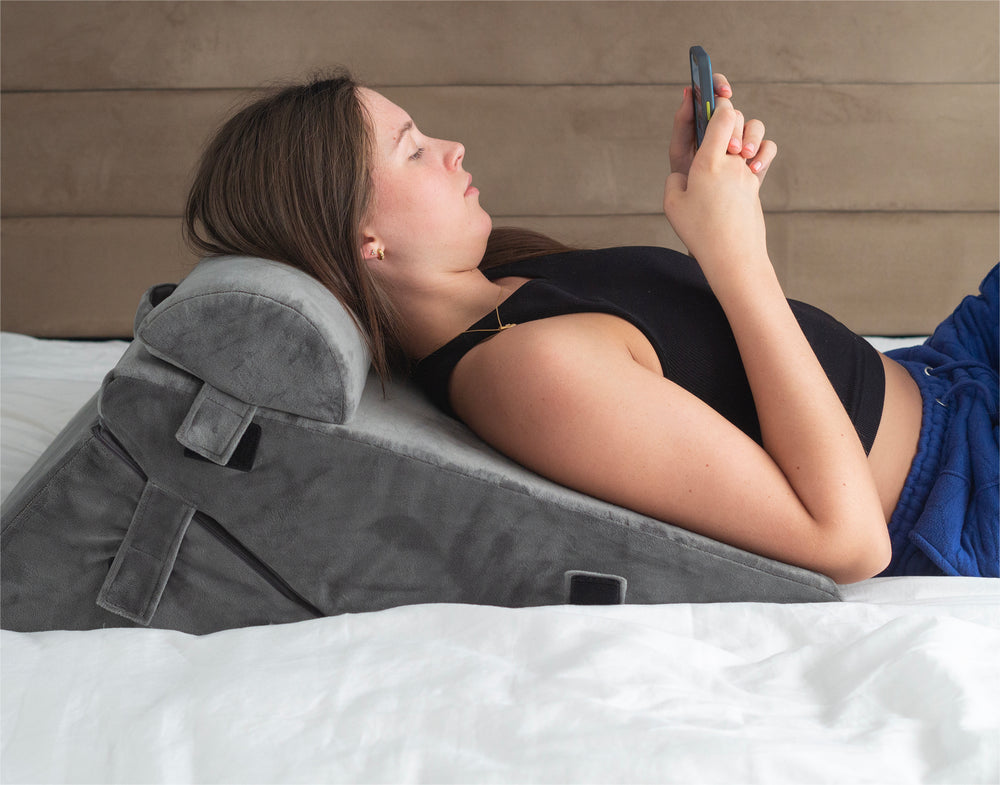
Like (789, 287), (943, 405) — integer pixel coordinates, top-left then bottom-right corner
(359, 232), (385, 265)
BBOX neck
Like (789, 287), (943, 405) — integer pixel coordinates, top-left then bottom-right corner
(385, 268), (513, 361)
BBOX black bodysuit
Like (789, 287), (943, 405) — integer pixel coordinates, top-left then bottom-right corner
(412, 246), (886, 453)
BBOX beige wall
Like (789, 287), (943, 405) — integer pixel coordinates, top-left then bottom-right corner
(2, 1), (997, 337)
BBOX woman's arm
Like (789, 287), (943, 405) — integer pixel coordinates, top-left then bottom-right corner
(449, 84), (891, 583)
(661, 93), (891, 579)
(450, 310), (890, 583)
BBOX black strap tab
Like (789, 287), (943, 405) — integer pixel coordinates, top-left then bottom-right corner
(566, 571), (627, 605)
(184, 422), (261, 472)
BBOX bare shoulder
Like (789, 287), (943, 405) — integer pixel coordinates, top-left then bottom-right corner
(450, 315), (636, 436)
(447, 311), (704, 497)
(449, 312), (659, 485)
(451, 312), (660, 406)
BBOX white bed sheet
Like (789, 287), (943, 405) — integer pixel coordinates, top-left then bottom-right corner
(2, 332), (998, 784)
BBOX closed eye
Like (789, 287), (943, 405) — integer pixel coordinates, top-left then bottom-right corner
(409, 147), (425, 161)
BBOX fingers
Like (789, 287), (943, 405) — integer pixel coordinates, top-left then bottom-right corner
(713, 72), (733, 100)
(699, 97), (742, 159)
(670, 75), (778, 180)
(740, 118), (765, 160)
(727, 107), (746, 156)
(701, 96), (777, 177)
(748, 138), (778, 179)
(711, 79), (765, 159)
(668, 87), (696, 173)
(737, 118), (777, 177)
(714, 74), (745, 154)
(706, 96), (744, 157)
(674, 85), (694, 129)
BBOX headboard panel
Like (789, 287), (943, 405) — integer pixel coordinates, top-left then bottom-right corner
(2, 1), (997, 337)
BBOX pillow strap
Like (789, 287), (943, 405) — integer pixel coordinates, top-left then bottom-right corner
(97, 480), (195, 625)
(175, 382), (258, 466)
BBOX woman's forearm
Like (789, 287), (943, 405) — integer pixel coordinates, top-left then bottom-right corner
(705, 253), (890, 579)
(664, 94), (890, 579)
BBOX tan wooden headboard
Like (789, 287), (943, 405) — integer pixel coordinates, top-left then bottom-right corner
(2, 1), (997, 338)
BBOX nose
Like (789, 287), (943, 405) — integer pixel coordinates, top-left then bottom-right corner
(446, 140), (465, 171)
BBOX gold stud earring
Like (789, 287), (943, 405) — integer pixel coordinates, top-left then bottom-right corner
(377, 248), (385, 261)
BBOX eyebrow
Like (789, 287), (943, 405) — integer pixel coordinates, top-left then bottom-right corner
(393, 121), (414, 150)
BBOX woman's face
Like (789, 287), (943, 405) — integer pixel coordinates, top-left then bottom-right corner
(360, 88), (492, 273)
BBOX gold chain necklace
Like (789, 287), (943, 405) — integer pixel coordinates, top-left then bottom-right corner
(462, 304), (517, 334)
(462, 288), (517, 334)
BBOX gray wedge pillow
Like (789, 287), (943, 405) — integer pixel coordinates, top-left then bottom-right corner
(135, 255), (370, 424)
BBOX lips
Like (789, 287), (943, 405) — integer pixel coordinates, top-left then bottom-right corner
(464, 174), (478, 197)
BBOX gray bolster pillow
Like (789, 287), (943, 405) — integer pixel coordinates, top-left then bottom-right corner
(134, 255), (371, 424)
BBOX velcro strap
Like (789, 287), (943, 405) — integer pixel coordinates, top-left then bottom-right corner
(175, 382), (258, 465)
(97, 481), (195, 625)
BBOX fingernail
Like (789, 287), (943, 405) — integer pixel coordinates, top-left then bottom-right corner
(743, 143), (756, 156)
(730, 137), (742, 151)
(751, 161), (763, 173)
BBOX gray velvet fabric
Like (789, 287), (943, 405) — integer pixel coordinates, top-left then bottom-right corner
(136, 255), (370, 424)
(1, 255), (840, 634)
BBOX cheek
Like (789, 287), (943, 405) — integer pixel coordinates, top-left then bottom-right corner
(374, 176), (455, 236)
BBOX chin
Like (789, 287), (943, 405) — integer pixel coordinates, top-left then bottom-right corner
(476, 211), (493, 239)
(473, 218), (493, 260)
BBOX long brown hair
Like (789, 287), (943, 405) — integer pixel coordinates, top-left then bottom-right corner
(480, 226), (576, 270)
(184, 69), (403, 380)
(185, 70), (572, 381)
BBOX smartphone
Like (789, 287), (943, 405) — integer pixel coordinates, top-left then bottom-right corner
(689, 45), (714, 148)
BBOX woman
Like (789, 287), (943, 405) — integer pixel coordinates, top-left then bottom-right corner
(185, 69), (997, 583)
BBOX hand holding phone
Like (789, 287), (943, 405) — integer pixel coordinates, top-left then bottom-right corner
(689, 46), (714, 149)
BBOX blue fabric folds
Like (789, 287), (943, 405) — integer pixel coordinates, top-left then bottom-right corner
(883, 265), (999, 577)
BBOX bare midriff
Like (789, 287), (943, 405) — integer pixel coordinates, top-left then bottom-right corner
(868, 355), (924, 521)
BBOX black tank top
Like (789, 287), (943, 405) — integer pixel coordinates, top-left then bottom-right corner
(412, 246), (885, 453)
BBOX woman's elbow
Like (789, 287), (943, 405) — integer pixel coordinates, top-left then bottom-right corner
(825, 524), (892, 584)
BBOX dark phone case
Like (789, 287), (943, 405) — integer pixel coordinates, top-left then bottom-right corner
(689, 46), (714, 147)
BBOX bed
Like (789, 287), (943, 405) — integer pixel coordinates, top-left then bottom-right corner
(3, 3), (998, 780)
(3, 331), (997, 784)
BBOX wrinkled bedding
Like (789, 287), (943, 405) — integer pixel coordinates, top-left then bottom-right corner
(2, 333), (998, 784)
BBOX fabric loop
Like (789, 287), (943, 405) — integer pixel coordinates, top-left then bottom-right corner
(176, 383), (258, 465)
(97, 480), (196, 625)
